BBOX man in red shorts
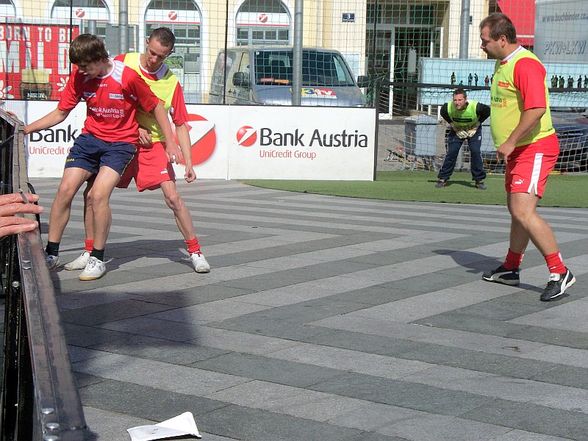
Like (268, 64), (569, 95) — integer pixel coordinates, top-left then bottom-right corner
(65, 27), (210, 273)
(479, 13), (575, 301)
(24, 34), (178, 281)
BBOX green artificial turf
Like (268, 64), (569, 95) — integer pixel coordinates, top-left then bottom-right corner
(242, 171), (588, 208)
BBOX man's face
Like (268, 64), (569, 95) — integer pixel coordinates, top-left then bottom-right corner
(453, 93), (467, 110)
(480, 26), (505, 59)
(144, 38), (173, 71)
(77, 60), (106, 79)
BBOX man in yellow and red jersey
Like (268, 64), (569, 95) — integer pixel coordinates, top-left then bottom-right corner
(65, 28), (210, 274)
(479, 13), (575, 301)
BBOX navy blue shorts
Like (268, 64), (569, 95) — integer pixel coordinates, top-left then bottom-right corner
(65, 133), (136, 176)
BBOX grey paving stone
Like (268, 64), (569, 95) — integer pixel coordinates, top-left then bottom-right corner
(79, 378), (227, 421)
(127, 283), (255, 307)
(310, 373), (493, 416)
(192, 352), (345, 388)
(72, 351), (249, 396)
(462, 399), (588, 441)
(198, 404), (366, 441)
(28, 178), (588, 441)
(64, 323), (138, 347)
(60, 299), (176, 326)
(378, 414), (510, 441)
(418, 312), (588, 350)
(88, 334), (229, 365)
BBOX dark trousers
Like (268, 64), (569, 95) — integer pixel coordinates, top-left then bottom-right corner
(437, 126), (486, 181)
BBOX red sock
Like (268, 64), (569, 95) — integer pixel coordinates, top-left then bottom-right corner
(544, 251), (566, 274)
(185, 237), (201, 254)
(84, 238), (94, 252)
(503, 248), (524, 270)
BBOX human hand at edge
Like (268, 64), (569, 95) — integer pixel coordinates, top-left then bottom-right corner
(184, 165), (196, 183)
(0, 193), (43, 238)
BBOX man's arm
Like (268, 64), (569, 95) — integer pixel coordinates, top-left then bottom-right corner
(151, 102), (180, 162)
(176, 123), (196, 182)
(496, 108), (545, 161)
(476, 103), (491, 124)
(440, 103), (452, 125)
(23, 108), (70, 135)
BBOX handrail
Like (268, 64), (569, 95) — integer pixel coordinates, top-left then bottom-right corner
(0, 108), (91, 440)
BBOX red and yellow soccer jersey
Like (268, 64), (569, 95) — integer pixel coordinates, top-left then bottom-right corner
(115, 53), (188, 142)
(490, 48), (554, 147)
(58, 60), (161, 144)
(513, 57), (549, 111)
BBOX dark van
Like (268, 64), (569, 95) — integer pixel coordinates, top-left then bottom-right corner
(209, 47), (367, 107)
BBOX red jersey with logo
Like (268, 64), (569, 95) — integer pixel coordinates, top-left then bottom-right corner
(58, 60), (161, 144)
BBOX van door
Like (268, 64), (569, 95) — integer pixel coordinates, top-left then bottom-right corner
(209, 50), (240, 104)
(233, 51), (252, 104)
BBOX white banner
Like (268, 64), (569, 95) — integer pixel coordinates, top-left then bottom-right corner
(7, 101), (376, 181)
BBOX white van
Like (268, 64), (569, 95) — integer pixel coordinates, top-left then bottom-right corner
(209, 47), (367, 107)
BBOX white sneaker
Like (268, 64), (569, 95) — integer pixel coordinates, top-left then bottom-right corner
(64, 251), (91, 271)
(79, 256), (106, 281)
(45, 254), (60, 270)
(190, 252), (210, 273)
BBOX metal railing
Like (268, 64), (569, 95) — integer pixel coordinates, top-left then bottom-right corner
(0, 109), (91, 441)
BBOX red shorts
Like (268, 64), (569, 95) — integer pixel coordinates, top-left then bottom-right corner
(505, 133), (559, 197)
(118, 141), (176, 192)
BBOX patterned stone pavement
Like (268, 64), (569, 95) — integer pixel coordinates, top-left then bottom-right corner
(31, 178), (588, 441)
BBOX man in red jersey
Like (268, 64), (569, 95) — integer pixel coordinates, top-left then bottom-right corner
(479, 13), (575, 301)
(64, 27), (210, 274)
(24, 34), (178, 281)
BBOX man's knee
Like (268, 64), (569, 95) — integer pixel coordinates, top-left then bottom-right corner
(164, 192), (183, 211)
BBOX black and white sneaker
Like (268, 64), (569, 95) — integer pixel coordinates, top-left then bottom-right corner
(482, 265), (520, 286)
(540, 268), (575, 302)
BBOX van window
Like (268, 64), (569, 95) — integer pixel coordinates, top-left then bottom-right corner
(254, 50), (355, 87)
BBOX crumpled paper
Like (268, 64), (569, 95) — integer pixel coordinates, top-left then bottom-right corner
(127, 412), (202, 441)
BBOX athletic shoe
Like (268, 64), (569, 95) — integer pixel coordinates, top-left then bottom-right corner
(540, 268), (576, 302)
(482, 265), (520, 286)
(475, 181), (487, 190)
(64, 251), (91, 271)
(45, 254), (60, 270)
(190, 252), (211, 273)
(79, 256), (106, 281)
(435, 179), (447, 188)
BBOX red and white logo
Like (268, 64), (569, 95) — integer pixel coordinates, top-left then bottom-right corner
(75, 8), (85, 18)
(236, 126), (257, 147)
(258, 13), (268, 23)
(168, 10), (178, 21)
(174, 114), (216, 165)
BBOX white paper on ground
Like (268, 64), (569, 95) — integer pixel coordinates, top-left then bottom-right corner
(127, 411), (202, 441)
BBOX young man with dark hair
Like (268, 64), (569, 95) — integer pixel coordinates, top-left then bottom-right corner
(24, 34), (178, 281)
(479, 13), (575, 301)
(436, 88), (490, 189)
(65, 27), (210, 273)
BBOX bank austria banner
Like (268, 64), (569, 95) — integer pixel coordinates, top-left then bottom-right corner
(5, 101), (376, 181)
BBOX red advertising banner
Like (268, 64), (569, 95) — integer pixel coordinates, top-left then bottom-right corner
(0, 23), (80, 100)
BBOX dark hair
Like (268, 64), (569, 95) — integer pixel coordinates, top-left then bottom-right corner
(480, 13), (517, 44)
(453, 88), (467, 98)
(69, 34), (109, 65)
(149, 27), (175, 50)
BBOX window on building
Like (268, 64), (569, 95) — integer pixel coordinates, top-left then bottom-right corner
(0, 0), (16, 16)
(236, 0), (290, 46)
(51, 0), (110, 39)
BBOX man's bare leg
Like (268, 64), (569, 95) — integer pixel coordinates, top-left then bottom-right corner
(160, 180), (210, 272)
